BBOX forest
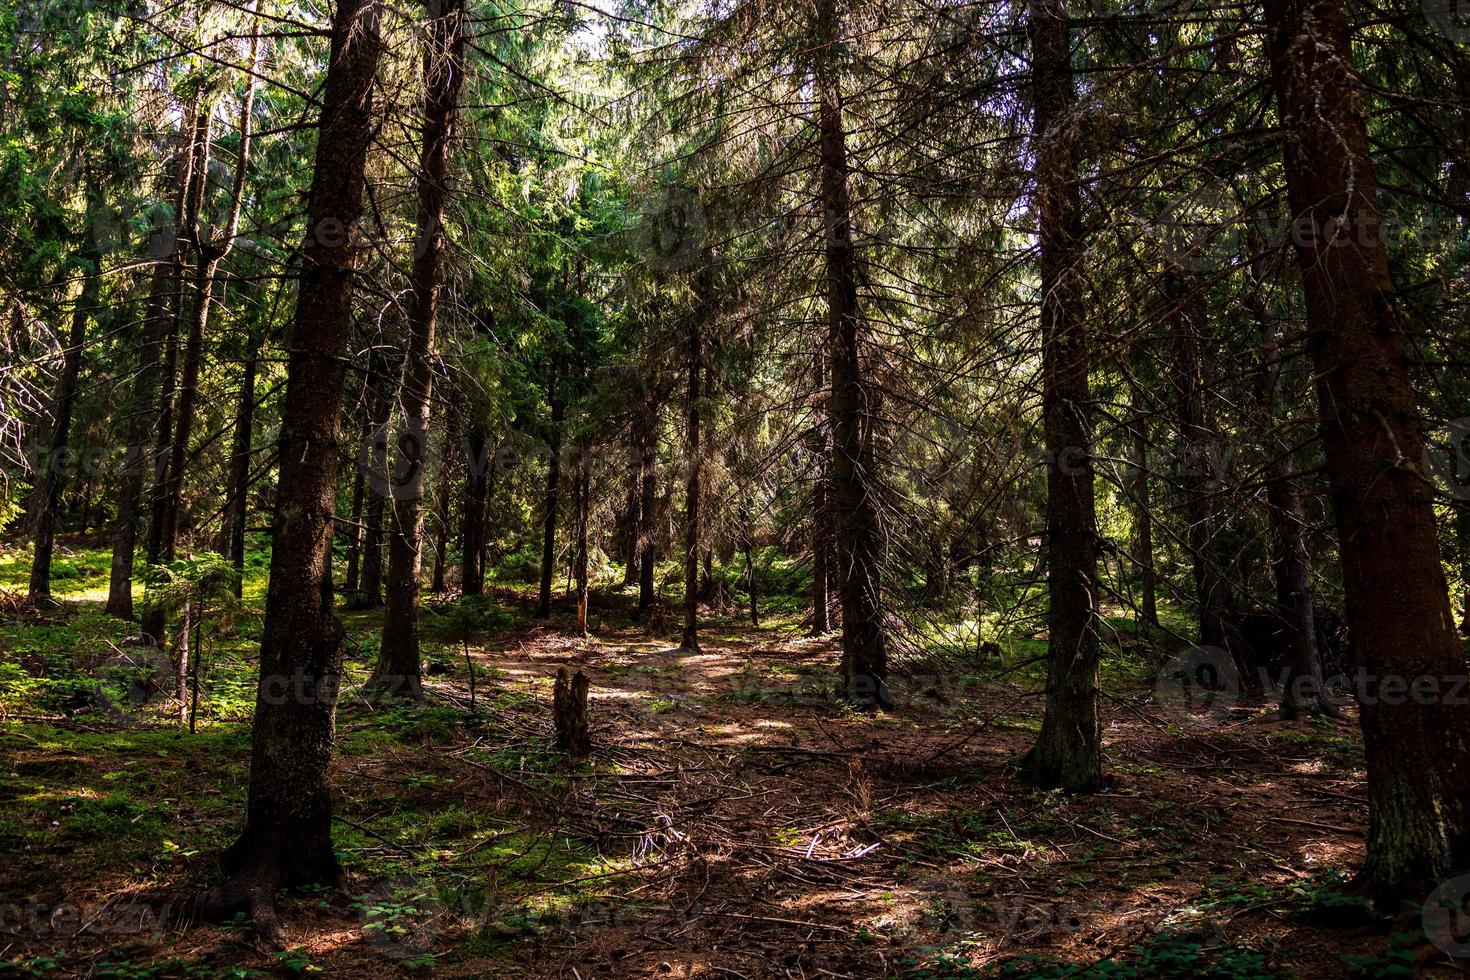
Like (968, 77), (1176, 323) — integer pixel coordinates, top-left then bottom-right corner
(1, 0), (1469, 974)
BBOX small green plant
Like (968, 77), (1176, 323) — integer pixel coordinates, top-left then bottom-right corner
(1342, 933), (1418, 977)
(273, 948), (320, 974)
(139, 553), (240, 731)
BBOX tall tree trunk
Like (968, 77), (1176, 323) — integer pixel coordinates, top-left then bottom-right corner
(218, 350), (259, 599)
(1167, 266), (1233, 657)
(343, 461), (365, 594)
(138, 198), (190, 642)
(108, 262), (177, 619)
(154, 104), (214, 567)
(356, 384), (391, 609)
(742, 506), (759, 627)
(1265, 0), (1470, 898)
(29, 212), (102, 603)
(1458, 504), (1470, 636)
(535, 395), (565, 618)
(431, 439), (452, 594)
(814, 31), (887, 708)
(460, 424), (487, 596)
(1130, 422), (1157, 628)
(636, 419), (657, 617)
(1251, 269), (1329, 718)
(809, 361), (831, 635)
(574, 446), (590, 636)
(1019, 0), (1102, 792)
(680, 313), (702, 651)
(203, 0), (382, 940)
(622, 436), (640, 586)
(373, 0), (465, 701)
(158, 33), (259, 567)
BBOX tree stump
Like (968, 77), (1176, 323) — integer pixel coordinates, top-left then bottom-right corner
(553, 667), (591, 755)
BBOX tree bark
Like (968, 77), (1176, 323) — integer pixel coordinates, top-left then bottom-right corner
(203, 0), (382, 941)
(160, 41), (258, 568)
(356, 383), (390, 609)
(217, 350), (259, 599)
(636, 418), (657, 617)
(815, 27), (888, 709)
(1265, 0), (1470, 898)
(574, 445), (590, 636)
(1251, 269), (1329, 718)
(553, 667), (590, 754)
(535, 394), (565, 618)
(680, 311), (702, 651)
(1019, 0), (1102, 793)
(372, 0), (465, 700)
(1167, 266), (1233, 657)
(460, 424), (488, 596)
(109, 253), (181, 620)
(809, 358), (831, 635)
(430, 437), (452, 594)
(1130, 423), (1157, 628)
(29, 213), (101, 603)
(622, 436), (640, 586)
(138, 178), (191, 642)
(343, 460), (365, 594)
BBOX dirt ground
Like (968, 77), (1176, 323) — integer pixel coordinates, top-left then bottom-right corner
(1, 589), (1464, 977)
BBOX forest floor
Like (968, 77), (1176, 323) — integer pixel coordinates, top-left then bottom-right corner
(0, 543), (1462, 978)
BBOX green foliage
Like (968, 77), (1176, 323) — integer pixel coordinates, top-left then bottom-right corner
(423, 595), (514, 642)
(1341, 934), (1419, 977)
(138, 553), (239, 624)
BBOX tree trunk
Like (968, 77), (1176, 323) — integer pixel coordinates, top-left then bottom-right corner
(742, 506), (758, 627)
(622, 437), (640, 586)
(108, 265), (177, 620)
(553, 667), (591, 754)
(138, 126), (199, 643)
(203, 0), (382, 941)
(343, 461), (365, 594)
(107, 208), (185, 620)
(815, 32), (887, 709)
(460, 424), (488, 595)
(1167, 266), (1233, 658)
(159, 32), (258, 570)
(1019, 0), (1102, 793)
(218, 350), (258, 599)
(373, 0), (465, 701)
(1458, 504), (1470, 636)
(1130, 423), (1157, 628)
(175, 600), (191, 725)
(636, 419), (657, 617)
(430, 440), (451, 594)
(810, 366), (831, 635)
(1252, 271), (1329, 718)
(681, 312), (702, 651)
(1265, 0), (1470, 898)
(535, 395), (565, 618)
(357, 387), (390, 609)
(574, 446), (590, 636)
(29, 216), (101, 603)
